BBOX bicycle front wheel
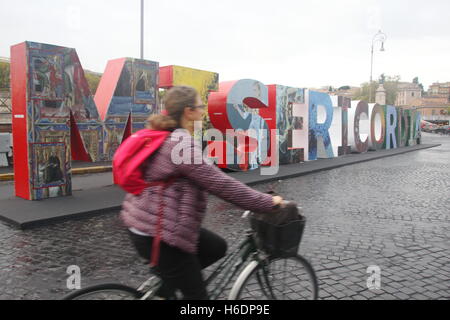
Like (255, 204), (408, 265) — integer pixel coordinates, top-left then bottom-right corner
(62, 283), (143, 300)
(230, 255), (318, 300)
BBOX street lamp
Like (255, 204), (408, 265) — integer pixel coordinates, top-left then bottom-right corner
(140, 0), (144, 59)
(369, 30), (387, 103)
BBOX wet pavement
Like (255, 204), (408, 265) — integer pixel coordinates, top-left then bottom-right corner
(0, 132), (449, 300)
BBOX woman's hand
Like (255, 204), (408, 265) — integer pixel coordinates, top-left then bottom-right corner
(272, 196), (283, 207)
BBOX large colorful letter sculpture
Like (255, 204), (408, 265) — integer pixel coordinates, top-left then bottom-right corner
(385, 105), (398, 149)
(369, 104), (386, 150)
(11, 42), (102, 200)
(208, 79), (272, 171)
(349, 101), (369, 153)
(10, 41), (422, 200)
(330, 96), (352, 156)
(308, 91), (334, 160)
(95, 57), (159, 160)
(160, 65), (219, 131)
(271, 85), (307, 165)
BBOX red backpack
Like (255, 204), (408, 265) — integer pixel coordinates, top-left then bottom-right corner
(113, 128), (178, 267)
(112, 129), (171, 195)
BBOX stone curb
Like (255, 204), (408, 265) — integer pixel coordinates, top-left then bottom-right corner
(0, 166), (113, 181)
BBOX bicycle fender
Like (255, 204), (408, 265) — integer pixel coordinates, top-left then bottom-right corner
(228, 260), (259, 300)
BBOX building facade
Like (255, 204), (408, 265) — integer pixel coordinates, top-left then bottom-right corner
(409, 96), (450, 125)
(428, 82), (450, 98)
(395, 82), (422, 107)
(0, 91), (11, 133)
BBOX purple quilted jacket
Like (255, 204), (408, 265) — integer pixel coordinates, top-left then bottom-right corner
(120, 129), (274, 254)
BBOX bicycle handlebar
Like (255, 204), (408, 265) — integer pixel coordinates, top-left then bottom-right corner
(241, 201), (302, 219)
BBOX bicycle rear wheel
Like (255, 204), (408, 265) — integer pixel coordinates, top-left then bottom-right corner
(230, 255), (318, 300)
(62, 283), (143, 300)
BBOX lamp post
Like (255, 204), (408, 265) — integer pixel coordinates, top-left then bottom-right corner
(140, 0), (144, 59)
(369, 30), (387, 103)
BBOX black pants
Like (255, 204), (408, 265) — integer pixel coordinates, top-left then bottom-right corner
(128, 228), (227, 300)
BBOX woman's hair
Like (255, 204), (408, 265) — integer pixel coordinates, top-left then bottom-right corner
(147, 86), (198, 130)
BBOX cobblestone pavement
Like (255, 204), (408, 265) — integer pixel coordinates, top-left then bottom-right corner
(0, 133), (449, 300)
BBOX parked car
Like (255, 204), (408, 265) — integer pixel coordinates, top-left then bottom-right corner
(422, 123), (438, 133)
(434, 125), (450, 135)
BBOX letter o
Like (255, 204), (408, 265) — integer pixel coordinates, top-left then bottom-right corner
(370, 104), (386, 150)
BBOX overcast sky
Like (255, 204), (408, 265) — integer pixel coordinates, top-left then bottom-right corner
(1, 0), (449, 90)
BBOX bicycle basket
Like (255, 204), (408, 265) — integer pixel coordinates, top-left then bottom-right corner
(250, 213), (306, 258)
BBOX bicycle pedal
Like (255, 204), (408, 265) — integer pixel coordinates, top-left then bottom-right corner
(137, 276), (160, 292)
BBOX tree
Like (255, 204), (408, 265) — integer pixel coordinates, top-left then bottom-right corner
(383, 76), (400, 105)
(413, 77), (425, 95)
(0, 62), (10, 90)
(353, 81), (378, 102)
(353, 74), (400, 105)
(85, 72), (101, 95)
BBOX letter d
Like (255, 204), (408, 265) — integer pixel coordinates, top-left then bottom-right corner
(366, 265), (381, 290)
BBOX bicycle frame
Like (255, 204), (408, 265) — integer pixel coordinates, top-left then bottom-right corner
(137, 212), (285, 300)
(204, 229), (263, 300)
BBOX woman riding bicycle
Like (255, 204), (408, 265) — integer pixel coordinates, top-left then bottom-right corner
(120, 86), (283, 300)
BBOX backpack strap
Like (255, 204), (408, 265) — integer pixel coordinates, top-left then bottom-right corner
(148, 176), (178, 267)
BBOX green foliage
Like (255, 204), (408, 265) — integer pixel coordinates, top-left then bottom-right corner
(354, 74), (400, 105)
(353, 81), (377, 102)
(158, 89), (166, 101)
(412, 76), (426, 95)
(0, 62), (10, 90)
(384, 80), (399, 105)
(85, 72), (101, 95)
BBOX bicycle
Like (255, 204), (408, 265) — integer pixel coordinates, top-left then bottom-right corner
(62, 206), (319, 300)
